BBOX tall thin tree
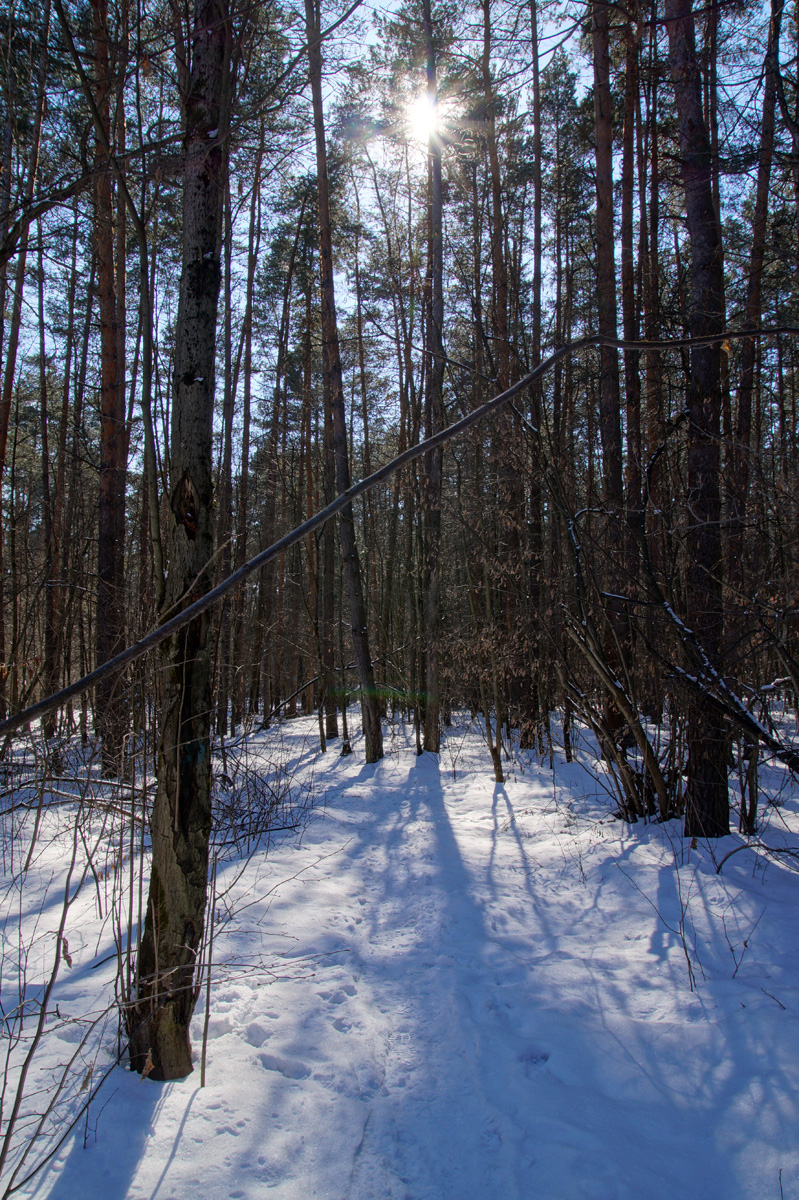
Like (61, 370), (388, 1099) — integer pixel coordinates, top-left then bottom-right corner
(305, 0), (383, 762)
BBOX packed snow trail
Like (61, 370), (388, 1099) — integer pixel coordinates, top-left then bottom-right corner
(34, 719), (799, 1199)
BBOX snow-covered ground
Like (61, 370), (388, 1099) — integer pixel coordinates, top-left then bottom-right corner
(4, 715), (799, 1199)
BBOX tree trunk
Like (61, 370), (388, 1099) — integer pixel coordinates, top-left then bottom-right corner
(727, 2), (780, 605)
(232, 128), (263, 730)
(591, 0), (624, 514)
(215, 175), (235, 736)
(36, 226), (58, 740)
(305, 0), (382, 762)
(621, 13), (642, 521)
(92, 0), (128, 773)
(0, 0), (50, 719)
(591, 0), (629, 748)
(666, 0), (729, 837)
(128, 0), (231, 1079)
(322, 381), (339, 740)
(422, 0), (444, 753)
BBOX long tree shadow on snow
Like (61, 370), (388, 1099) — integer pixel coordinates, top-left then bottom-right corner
(478, 755), (797, 1200)
(31, 1069), (169, 1200)
(324, 749), (782, 1200)
(32, 732), (799, 1200)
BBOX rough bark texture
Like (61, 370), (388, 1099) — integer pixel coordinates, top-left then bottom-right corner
(666, 0), (729, 838)
(128, 0), (231, 1079)
(305, 0), (382, 762)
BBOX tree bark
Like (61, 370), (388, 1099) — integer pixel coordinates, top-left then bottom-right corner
(215, 174), (235, 736)
(591, 0), (628, 746)
(666, 0), (729, 837)
(728, 2), (780, 598)
(128, 0), (232, 1079)
(621, 14), (642, 520)
(0, 0), (50, 719)
(322, 376), (339, 740)
(36, 226), (58, 740)
(92, 0), (128, 773)
(422, 0), (444, 753)
(231, 129), (263, 729)
(591, 0), (624, 513)
(305, 0), (382, 762)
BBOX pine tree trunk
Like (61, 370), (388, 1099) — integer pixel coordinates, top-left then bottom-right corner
(422, 0), (444, 753)
(322, 381), (339, 740)
(0, 0), (49, 719)
(591, 0), (624, 513)
(621, 15), (642, 519)
(92, 0), (128, 774)
(728, 4), (779, 604)
(666, 0), (729, 837)
(592, 0), (628, 747)
(305, 0), (382, 762)
(231, 129), (263, 729)
(36, 229), (58, 741)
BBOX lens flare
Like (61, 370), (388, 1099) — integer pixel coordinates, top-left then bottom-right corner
(407, 92), (439, 145)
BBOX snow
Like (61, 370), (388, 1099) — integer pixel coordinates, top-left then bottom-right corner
(4, 715), (799, 1199)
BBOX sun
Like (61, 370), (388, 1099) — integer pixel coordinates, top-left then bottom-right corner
(407, 92), (440, 146)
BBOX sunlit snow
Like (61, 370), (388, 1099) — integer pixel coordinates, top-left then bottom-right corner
(5, 714), (799, 1200)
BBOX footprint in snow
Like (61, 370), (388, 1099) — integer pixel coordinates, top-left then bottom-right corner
(55, 1023), (86, 1044)
(244, 1021), (273, 1047)
(259, 1052), (311, 1080)
(205, 1014), (235, 1039)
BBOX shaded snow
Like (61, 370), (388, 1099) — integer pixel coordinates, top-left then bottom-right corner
(6, 716), (799, 1199)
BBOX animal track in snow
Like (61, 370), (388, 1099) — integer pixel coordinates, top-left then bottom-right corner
(317, 982), (358, 1004)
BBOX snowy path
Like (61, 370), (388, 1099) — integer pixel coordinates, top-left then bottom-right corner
(33, 720), (799, 1199)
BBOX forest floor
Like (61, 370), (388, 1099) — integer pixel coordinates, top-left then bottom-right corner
(6, 713), (799, 1200)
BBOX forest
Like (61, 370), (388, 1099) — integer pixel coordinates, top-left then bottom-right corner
(1, 0), (799, 1189)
